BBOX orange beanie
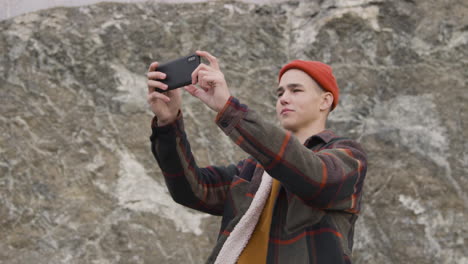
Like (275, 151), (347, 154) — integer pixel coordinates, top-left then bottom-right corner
(278, 60), (340, 111)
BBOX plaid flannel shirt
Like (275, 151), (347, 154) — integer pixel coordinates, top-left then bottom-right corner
(150, 96), (367, 264)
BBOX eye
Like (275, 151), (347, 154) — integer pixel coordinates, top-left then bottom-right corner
(293, 89), (302, 93)
(277, 92), (283, 98)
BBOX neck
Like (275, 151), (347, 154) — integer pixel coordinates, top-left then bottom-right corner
(293, 121), (326, 144)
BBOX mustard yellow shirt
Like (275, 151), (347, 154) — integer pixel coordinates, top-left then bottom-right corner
(237, 178), (281, 263)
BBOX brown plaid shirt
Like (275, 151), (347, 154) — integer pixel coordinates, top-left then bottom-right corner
(150, 96), (367, 264)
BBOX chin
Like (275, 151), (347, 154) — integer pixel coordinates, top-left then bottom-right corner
(280, 120), (299, 132)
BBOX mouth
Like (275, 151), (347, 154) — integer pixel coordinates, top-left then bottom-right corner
(280, 108), (293, 115)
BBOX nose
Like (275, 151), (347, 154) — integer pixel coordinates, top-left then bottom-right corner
(279, 91), (290, 105)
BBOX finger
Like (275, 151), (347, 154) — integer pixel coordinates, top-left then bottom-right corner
(191, 64), (212, 84)
(184, 85), (198, 96)
(196, 51), (219, 70)
(191, 65), (200, 84)
(148, 62), (159, 72)
(184, 84), (207, 98)
(148, 91), (171, 103)
(147, 80), (168, 93)
(147, 71), (167, 80)
(198, 70), (209, 76)
(184, 85), (214, 110)
(199, 75), (211, 91)
(197, 70), (209, 84)
(200, 74), (217, 90)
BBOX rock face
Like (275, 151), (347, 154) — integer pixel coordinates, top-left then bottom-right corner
(0, 0), (466, 263)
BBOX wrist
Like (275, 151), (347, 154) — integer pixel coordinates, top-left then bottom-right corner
(215, 94), (231, 112)
(157, 119), (173, 126)
(155, 110), (181, 126)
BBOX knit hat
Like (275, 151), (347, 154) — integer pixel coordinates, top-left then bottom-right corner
(278, 60), (339, 111)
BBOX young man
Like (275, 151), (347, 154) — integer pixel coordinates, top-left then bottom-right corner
(147, 51), (367, 264)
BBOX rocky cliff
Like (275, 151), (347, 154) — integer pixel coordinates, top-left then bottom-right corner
(0, 0), (467, 263)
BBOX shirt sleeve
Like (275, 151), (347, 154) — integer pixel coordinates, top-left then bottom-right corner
(150, 113), (241, 216)
(215, 96), (367, 212)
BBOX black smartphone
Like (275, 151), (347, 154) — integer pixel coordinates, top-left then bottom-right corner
(155, 54), (201, 92)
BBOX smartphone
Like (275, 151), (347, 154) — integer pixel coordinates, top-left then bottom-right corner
(155, 54), (201, 92)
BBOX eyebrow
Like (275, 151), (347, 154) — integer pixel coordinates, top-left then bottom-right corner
(276, 83), (303, 93)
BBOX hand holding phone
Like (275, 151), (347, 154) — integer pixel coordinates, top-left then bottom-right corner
(147, 51), (230, 115)
(155, 54), (201, 93)
(185, 50), (231, 112)
(147, 59), (185, 126)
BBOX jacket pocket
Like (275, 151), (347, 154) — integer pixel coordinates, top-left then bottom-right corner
(285, 197), (325, 234)
(228, 176), (253, 217)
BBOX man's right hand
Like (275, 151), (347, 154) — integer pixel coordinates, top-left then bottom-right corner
(147, 62), (182, 126)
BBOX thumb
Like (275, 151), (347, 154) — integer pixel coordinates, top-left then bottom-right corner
(184, 85), (210, 102)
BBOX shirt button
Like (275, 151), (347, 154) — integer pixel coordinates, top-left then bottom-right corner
(220, 120), (229, 128)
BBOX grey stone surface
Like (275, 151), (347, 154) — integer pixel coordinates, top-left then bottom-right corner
(0, 0), (291, 21)
(0, 0), (467, 263)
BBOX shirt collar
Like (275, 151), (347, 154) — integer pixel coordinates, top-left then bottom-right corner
(304, 129), (337, 148)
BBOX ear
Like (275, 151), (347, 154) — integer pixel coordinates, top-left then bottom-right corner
(320, 92), (334, 112)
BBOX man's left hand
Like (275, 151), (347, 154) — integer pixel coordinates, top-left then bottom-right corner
(184, 51), (231, 112)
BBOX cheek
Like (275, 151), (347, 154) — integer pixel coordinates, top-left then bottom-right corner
(275, 100), (281, 114)
(296, 96), (318, 114)
(294, 97), (308, 109)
